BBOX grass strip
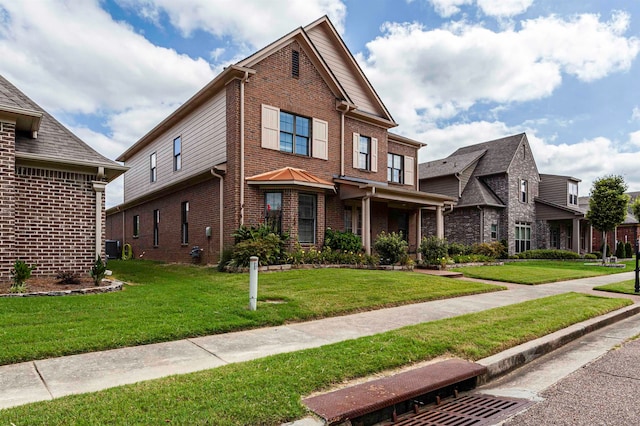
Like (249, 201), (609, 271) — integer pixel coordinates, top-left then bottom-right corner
(594, 280), (640, 295)
(0, 293), (628, 425)
(0, 261), (502, 365)
(453, 260), (635, 284)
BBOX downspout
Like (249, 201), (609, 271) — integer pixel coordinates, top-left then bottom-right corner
(340, 110), (345, 176)
(362, 187), (375, 254)
(239, 70), (249, 226)
(210, 168), (225, 263)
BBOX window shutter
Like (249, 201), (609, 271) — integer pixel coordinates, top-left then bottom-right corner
(371, 137), (378, 172)
(312, 118), (328, 160)
(352, 133), (360, 169)
(261, 104), (280, 150)
(404, 156), (414, 186)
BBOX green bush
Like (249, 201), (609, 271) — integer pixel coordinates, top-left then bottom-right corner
(419, 236), (448, 266)
(616, 241), (625, 258)
(583, 253), (598, 260)
(90, 256), (107, 286)
(231, 233), (286, 267)
(592, 251), (602, 259)
(518, 249), (581, 259)
(625, 242), (633, 258)
(324, 229), (362, 253)
(217, 249), (234, 272)
(451, 254), (493, 263)
(471, 241), (505, 259)
(373, 231), (408, 265)
(56, 271), (80, 284)
(233, 223), (286, 243)
(447, 242), (471, 256)
(11, 260), (35, 291)
(600, 243), (611, 257)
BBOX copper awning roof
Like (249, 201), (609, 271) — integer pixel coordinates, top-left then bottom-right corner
(246, 167), (336, 191)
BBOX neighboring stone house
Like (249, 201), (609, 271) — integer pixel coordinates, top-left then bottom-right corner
(580, 191), (640, 254)
(419, 133), (590, 255)
(106, 16), (454, 264)
(0, 75), (126, 281)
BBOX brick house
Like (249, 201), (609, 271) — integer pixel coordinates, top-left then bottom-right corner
(580, 191), (640, 255)
(419, 133), (590, 255)
(0, 75), (126, 281)
(106, 16), (454, 264)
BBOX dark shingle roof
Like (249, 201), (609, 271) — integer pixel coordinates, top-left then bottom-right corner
(418, 149), (486, 179)
(0, 75), (122, 171)
(457, 178), (505, 208)
(451, 133), (525, 176)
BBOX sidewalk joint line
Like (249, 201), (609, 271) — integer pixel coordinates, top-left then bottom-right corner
(186, 339), (229, 364)
(32, 362), (54, 400)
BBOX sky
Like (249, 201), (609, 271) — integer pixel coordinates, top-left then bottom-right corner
(1, 0), (639, 208)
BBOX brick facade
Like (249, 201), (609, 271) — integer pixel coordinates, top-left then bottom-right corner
(0, 121), (16, 279)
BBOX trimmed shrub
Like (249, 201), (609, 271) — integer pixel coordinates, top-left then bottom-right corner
(625, 242), (633, 259)
(11, 260), (35, 291)
(600, 243), (611, 257)
(583, 253), (598, 260)
(447, 242), (471, 256)
(90, 256), (107, 286)
(616, 241), (625, 258)
(373, 231), (408, 265)
(324, 229), (362, 253)
(451, 254), (493, 263)
(518, 249), (581, 259)
(471, 241), (505, 259)
(419, 236), (449, 266)
(592, 251), (602, 259)
(231, 233), (286, 267)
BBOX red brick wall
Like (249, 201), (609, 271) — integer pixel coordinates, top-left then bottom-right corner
(14, 167), (100, 277)
(0, 121), (15, 279)
(110, 177), (221, 264)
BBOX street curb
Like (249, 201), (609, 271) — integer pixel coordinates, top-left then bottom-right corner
(476, 303), (640, 384)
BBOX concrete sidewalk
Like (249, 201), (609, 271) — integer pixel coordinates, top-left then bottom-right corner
(1, 271), (639, 410)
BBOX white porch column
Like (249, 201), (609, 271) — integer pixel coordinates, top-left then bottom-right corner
(92, 181), (107, 259)
(436, 205), (444, 239)
(572, 218), (580, 253)
(363, 196), (371, 255)
(416, 209), (422, 261)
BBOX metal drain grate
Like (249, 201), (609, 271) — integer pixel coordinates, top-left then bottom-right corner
(388, 394), (532, 426)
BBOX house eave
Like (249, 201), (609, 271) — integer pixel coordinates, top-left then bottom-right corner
(0, 104), (42, 136)
(16, 152), (128, 181)
(246, 179), (336, 192)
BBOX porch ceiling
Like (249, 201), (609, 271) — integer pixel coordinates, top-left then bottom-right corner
(336, 178), (456, 208)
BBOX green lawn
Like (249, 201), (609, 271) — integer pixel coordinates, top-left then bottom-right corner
(0, 260), (503, 365)
(0, 293), (628, 426)
(594, 279), (640, 295)
(452, 260), (635, 284)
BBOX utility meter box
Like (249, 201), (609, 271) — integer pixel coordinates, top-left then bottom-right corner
(205, 226), (212, 237)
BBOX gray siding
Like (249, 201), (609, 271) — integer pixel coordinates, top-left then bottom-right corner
(306, 24), (383, 118)
(124, 91), (227, 202)
(420, 176), (459, 198)
(539, 174), (569, 206)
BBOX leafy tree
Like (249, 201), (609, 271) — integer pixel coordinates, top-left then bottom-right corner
(586, 175), (629, 263)
(631, 197), (640, 223)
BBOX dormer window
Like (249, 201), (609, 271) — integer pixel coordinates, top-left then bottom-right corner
(568, 182), (578, 205)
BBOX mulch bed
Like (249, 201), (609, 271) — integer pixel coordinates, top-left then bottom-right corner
(0, 276), (106, 296)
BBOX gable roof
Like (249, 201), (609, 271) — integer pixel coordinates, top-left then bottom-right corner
(451, 133), (527, 177)
(419, 149), (486, 179)
(457, 178), (505, 208)
(0, 75), (126, 181)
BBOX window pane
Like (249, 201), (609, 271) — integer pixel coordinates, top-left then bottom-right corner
(174, 137), (181, 156)
(394, 155), (402, 169)
(388, 154), (393, 167)
(359, 136), (369, 154)
(280, 133), (293, 152)
(297, 116), (310, 137)
(298, 194), (316, 243)
(295, 135), (309, 156)
(280, 112), (294, 133)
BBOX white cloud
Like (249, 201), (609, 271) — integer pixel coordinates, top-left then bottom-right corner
(427, 0), (473, 18)
(0, 0), (215, 115)
(476, 0), (533, 18)
(358, 12), (639, 127)
(116, 0), (347, 47)
(632, 107), (640, 121)
(629, 130), (640, 148)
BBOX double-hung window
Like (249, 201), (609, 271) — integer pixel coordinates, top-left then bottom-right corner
(181, 201), (189, 245)
(173, 136), (182, 171)
(265, 192), (282, 234)
(133, 215), (140, 238)
(280, 112), (310, 156)
(358, 136), (371, 170)
(150, 152), (157, 183)
(520, 179), (528, 203)
(387, 154), (404, 184)
(153, 209), (160, 246)
(490, 223), (498, 240)
(298, 194), (316, 244)
(515, 222), (531, 253)
(568, 182), (578, 205)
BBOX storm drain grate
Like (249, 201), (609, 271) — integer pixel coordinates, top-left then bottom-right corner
(387, 394), (532, 426)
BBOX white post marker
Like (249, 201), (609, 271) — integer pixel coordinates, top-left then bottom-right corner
(249, 256), (258, 311)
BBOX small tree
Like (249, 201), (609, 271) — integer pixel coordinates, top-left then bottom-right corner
(90, 256), (107, 286)
(586, 175), (629, 263)
(632, 197), (640, 223)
